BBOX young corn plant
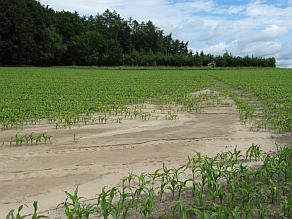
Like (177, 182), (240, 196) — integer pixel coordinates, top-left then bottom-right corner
(169, 165), (185, 182)
(10, 133), (25, 146)
(166, 202), (180, 219)
(199, 163), (210, 193)
(133, 185), (148, 206)
(195, 184), (206, 209)
(6, 205), (30, 219)
(73, 133), (82, 142)
(167, 175), (179, 200)
(254, 201), (272, 219)
(28, 132), (35, 145)
(239, 172), (261, 207)
(57, 184), (93, 219)
(267, 176), (279, 204)
(122, 199), (133, 219)
(96, 186), (119, 219)
(24, 134), (30, 146)
(122, 171), (137, 187)
(245, 143), (263, 162)
(32, 201), (49, 219)
(35, 135), (42, 145)
(208, 181), (223, 204)
(281, 192), (292, 218)
(159, 175), (169, 202)
(136, 172), (150, 186)
(233, 146), (244, 162)
(177, 179), (190, 200)
(136, 187), (155, 219)
(179, 200), (190, 219)
(150, 168), (162, 185)
(41, 133), (52, 144)
(6, 202), (49, 219)
(109, 193), (123, 219)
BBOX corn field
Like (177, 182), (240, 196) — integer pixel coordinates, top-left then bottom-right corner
(1, 66), (292, 218)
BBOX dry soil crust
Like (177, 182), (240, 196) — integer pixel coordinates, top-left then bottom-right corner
(0, 90), (291, 217)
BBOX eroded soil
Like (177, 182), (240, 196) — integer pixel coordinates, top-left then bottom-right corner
(0, 89), (291, 217)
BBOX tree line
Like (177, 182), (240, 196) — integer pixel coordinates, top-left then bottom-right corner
(0, 0), (276, 67)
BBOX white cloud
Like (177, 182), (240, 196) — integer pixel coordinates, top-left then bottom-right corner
(273, 56), (292, 68)
(237, 25), (289, 45)
(258, 25), (289, 40)
(197, 20), (235, 45)
(174, 0), (217, 13)
(203, 42), (228, 55)
(39, 0), (292, 67)
(246, 1), (292, 18)
(184, 19), (204, 29)
(228, 5), (245, 14)
(150, 19), (173, 34)
(203, 38), (292, 68)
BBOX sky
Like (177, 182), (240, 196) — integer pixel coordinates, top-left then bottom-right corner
(39, 0), (292, 68)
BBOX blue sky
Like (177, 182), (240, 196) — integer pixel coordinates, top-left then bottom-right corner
(40, 0), (292, 68)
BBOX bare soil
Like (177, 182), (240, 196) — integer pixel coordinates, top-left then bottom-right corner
(0, 89), (291, 217)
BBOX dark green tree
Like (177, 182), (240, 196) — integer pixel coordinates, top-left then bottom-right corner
(93, 9), (122, 41)
(57, 11), (86, 43)
(0, 0), (66, 65)
(215, 55), (227, 67)
(117, 20), (131, 54)
(0, 0), (36, 65)
(102, 39), (123, 66)
(37, 25), (67, 66)
(67, 31), (104, 65)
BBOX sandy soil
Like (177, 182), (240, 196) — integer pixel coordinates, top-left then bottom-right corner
(0, 89), (291, 217)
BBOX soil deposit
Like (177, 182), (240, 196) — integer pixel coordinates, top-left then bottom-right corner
(1, 89), (291, 217)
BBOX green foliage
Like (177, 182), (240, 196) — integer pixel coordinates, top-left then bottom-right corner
(0, 67), (217, 130)
(67, 31), (104, 65)
(208, 61), (216, 68)
(6, 202), (48, 219)
(210, 68), (292, 132)
(0, 0), (65, 66)
(0, 1), (276, 67)
(0, 67), (290, 138)
(8, 132), (52, 146)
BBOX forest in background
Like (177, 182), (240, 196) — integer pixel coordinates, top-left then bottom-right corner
(0, 0), (276, 67)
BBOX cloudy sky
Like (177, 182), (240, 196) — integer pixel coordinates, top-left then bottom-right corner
(40, 0), (292, 68)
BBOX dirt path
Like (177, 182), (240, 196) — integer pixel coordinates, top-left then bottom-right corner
(0, 90), (291, 217)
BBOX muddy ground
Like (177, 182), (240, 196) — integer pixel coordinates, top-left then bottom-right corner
(0, 89), (291, 217)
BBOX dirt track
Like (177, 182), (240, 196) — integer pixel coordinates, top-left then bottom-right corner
(0, 90), (291, 217)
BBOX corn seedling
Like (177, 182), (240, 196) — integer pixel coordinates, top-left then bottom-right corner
(281, 192), (292, 218)
(133, 185), (148, 205)
(136, 172), (150, 186)
(136, 187), (155, 218)
(57, 184), (92, 219)
(149, 168), (162, 185)
(122, 171), (136, 186)
(158, 176), (169, 202)
(10, 133), (25, 146)
(178, 200), (190, 219)
(122, 199), (133, 219)
(73, 133), (81, 142)
(166, 175), (179, 200)
(32, 201), (49, 219)
(96, 186), (118, 219)
(166, 202), (180, 219)
(6, 204), (30, 219)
